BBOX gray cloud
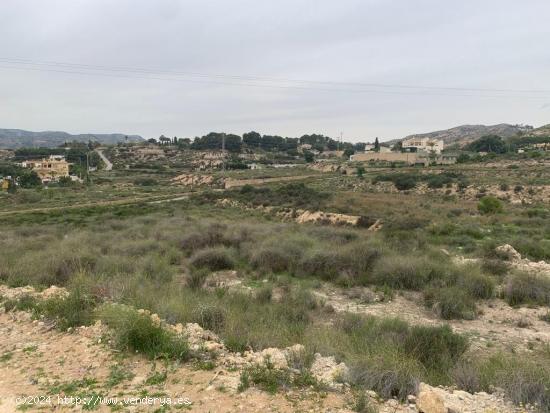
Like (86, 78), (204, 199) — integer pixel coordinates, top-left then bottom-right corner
(0, 0), (549, 141)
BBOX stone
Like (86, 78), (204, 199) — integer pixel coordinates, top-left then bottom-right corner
(417, 383), (446, 413)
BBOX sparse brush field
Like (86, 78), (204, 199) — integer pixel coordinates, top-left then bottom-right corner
(1, 161), (550, 411)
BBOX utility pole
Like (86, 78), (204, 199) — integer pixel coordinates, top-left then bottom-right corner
(221, 133), (226, 176)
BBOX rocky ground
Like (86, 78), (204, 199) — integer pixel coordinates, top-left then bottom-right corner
(0, 284), (535, 413)
(215, 198), (382, 229)
(315, 286), (550, 354)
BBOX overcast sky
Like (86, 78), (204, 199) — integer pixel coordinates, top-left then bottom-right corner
(1, 0), (549, 141)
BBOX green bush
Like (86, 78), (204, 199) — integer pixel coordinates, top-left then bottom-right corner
(458, 272), (495, 299)
(239, 361), (291, 394)
(404, 325), (468, 371)
(504, 272), (550, 306)
(180, 224), (228, 254)
(478, 354), (550, 409)
(249, 237), (307, 273)
(393, 175), (418, 190)
(477, 196), (503, 215)
(98, 304), (190, 360)
(39, 289), (97, 330)
(191, 303), (226, 332)
(425, 174), (454, 189)
(186, 268), (209, 290)
(424, 286), (477, 320)
(371, 255), (444, 290)
(189, 247), (235, 271)
(331, 314), (468, 400)
(348, 356), (420, 400)
(372, 173), (419, 191)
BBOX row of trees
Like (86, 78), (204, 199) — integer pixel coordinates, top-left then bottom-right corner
(147, 131), (371, 155)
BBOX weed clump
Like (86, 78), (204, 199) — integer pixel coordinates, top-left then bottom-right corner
(98, 304), (190, 360)
(424, 286), (477, 320)
(504, 272), (550, 306)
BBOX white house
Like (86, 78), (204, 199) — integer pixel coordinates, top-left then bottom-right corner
(402, 137), (444, 154)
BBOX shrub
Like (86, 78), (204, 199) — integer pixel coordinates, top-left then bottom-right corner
(425, 174), (453, 189)
(477, 196), (503, 215)
(504, 272), (550, 306)
(424, 286), (477, 320)
(133, 178), (158, 186)
(452, 361), (481, 393)
(249, 237), (307, 273)
(224, 334), (248, 353)
(481, 258), (509, 276)
(333, 314), (468, 400)
(458, 272), (495, 299)
(348, 356), (421, 400)
(239, 361), (292, 394)
(298, 249), (342, 280)
(371, 256), (444, 290)
(180, 223), (228, 253)
(255, 286), (273, 303)
(478, 354), (550, 408)
(186, 268), (209, 290)
(189, 247), (235, 271)
(404, 325), (468, 371)
(393, 175), (418, 190)
(372, 173), (418, 190)
(2, 295), (38, 312)
(512, 238), (550, 261)
(98, 304), (190, 360)
(38, 289), (97, 330)
(192, 303), (226, 332)
(353, 392), (378, 413)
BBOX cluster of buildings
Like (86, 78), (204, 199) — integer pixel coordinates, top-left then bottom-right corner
(20, 155), (71, 183)
(351, 137), (456, 166)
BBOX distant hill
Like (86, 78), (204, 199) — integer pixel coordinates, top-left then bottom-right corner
(399, 124), (533, 147)
(0, 128), (144, 148)
(526, 124), (550, 137)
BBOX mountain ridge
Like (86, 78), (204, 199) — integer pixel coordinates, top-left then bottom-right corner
(397, 123), (533, 147)
(0, 128), (144, 148)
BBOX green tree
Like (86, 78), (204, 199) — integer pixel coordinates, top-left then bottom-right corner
(343, 148), (355, 158)
(374, 137), (380, 152)
(58, 176), (73, 187)
(159, 135), (171, 146)
(243, 131), (262, 147)
(467, 135), (507, 153)
(19, 171), (42, 188)
(303, 151), (314, 163)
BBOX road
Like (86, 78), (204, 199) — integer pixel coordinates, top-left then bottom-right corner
(96, 148), (113, 171)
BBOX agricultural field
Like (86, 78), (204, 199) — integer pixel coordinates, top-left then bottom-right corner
(0, 149), (549, 413)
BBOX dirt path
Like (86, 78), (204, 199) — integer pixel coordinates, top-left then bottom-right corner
(0, 192), (198, 218)
(224, 174), (323, 189)
(316, 286), (550, 353)
(96, 149), (113, 171)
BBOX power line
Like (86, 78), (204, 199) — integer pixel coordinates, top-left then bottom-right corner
(0, 57), (549, 99)
(1, 57), (549, 95)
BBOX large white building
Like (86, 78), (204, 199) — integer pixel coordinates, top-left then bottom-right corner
(402, 137), (444, 154)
